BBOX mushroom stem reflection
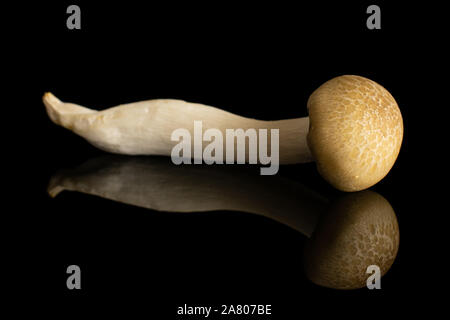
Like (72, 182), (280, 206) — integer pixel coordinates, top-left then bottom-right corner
(48, 155), (328, 237)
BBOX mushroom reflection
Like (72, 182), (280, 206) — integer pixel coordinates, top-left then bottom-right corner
(304, 191), (399, 289)
(48, 155), (326, 237)
(48, 155), (399, 289)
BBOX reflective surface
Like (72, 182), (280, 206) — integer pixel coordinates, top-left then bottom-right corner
(49, 155), (399, 289)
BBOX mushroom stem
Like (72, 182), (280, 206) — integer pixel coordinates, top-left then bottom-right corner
(43, 93), (313, 164)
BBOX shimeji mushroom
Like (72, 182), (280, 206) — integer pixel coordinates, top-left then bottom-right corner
(48, 155), (399, 289)
(43, 75), (403, 191)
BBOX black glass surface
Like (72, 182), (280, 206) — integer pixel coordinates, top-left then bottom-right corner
(6, 1), (443, 318)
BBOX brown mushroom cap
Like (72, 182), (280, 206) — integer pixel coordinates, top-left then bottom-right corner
(307, 75), (403, 191)
(304, 191), (399, 290)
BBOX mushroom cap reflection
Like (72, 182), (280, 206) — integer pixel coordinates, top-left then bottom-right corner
(304, 191), (399, 290)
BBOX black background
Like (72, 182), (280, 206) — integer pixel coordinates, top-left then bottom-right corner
(6, 1), (446, 317)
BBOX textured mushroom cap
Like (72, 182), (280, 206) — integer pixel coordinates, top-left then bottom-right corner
(307, 75), (403, 191)
(304, 191), (399, 290)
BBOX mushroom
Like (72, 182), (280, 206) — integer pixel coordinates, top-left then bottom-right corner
(43, 75), (403, 191)
(48, 155), (399, 289)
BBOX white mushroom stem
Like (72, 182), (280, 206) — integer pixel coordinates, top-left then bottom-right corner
(48, 156), (328, 237)
(43, 93), (313, 164)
